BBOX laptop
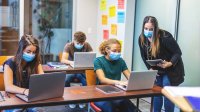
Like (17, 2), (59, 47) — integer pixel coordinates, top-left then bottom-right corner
(115, 70), (157, 91)
(73, 52), (96, 68)
(16, 72), (66, 102)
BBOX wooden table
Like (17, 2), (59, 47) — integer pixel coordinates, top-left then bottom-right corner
(42, 65), (93, 74)
(0, 85), (162, 110)
(162, 89), (193, 112)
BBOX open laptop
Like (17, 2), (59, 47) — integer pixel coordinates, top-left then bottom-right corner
(73, 52), (96, 68)
(115, 70), (157, 91)
(16, 72), (66, 102)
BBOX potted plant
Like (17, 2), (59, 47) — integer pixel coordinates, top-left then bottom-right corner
(33, 0), (62, 63)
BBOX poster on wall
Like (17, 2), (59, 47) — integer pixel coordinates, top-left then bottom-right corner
(118, 0), (125, 9)
(109, 6), (116, 17)
(103, 30), (109, 40)
(102, 15), (108, 25)
(117, 11), (125, 23)
(100, 0), (107, 11)
(0, 6), (11, 27)
(111, 24), (117, 35)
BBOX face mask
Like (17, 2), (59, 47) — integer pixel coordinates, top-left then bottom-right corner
(109, 51), (121, 61)
(74, 43), (84, 50)
(23, 52), (35, 62)
(144, 29), (153, 38)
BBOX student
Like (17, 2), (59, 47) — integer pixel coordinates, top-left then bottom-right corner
(3, 34), (44, 112)
(61, 31), (92, 108)
(94, 38), (137, 112)
(138, 16), (185, 112)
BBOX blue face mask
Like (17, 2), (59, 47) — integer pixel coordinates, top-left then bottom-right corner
(74, 43), (84, 50)
(109, 51), (121, 61)
(144, 29), (153, 38)
(23, 52), (35, 62)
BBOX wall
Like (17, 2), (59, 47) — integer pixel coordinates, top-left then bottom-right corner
(132, 0), (178, 71)
(73, 0), (98, 52)
(177, 0), (200, 86)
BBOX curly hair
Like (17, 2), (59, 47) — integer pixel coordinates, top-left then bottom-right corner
(99, 38), (121, 55)
(74, 31), (86, 43)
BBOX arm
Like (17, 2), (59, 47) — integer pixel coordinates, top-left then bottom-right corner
(4, 65), (28, 95)
(158, 36), (182, 68)
(61, 52), (74, 66)
(122, 69), (131, 80)
(96, 69), (123, 85)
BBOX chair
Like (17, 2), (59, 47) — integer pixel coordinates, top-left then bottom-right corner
(85, 70), (102, 112)
(0, 56), (13, 91)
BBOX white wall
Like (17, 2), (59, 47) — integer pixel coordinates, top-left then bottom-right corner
(73, 0), (98, 52)
(177, 0), (200, 86)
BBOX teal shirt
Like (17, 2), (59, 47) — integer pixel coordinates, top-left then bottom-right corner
(94, 56), (128, 84)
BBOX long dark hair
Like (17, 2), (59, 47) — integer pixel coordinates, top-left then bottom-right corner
(140, 16), (160, 57)
(14, 34), (41, 87)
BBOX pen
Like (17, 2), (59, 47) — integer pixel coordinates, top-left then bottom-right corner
(0, 91), (5, 101)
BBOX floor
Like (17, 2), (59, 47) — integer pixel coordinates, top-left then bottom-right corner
(36, 98), (180, 112)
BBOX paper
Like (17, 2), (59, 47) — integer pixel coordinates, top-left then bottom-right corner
(118, 0), (125, 9)
(117, 11), (125, 23)
(103, 30), (109, 40)
(111, 24), (117, 35)
(0, 65), (3, 72)
(100, 0), (107, 11)
(102, 15), (108, 25)
(109, 6), (116, 17)
(164, 86), (200, 97)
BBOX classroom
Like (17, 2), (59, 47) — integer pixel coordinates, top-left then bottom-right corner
(0, 0), (199, 112)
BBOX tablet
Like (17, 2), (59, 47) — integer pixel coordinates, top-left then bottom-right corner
(146, 59), (163, 66)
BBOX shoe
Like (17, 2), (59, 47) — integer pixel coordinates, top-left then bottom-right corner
(79, 103), (86, 108)
(69, 104), (76, 108)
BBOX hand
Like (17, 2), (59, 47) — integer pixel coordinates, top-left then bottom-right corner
(24, 89), (29, 96)
(157, 60), (172, 69)
(69, 61), (74, 67)
(115, 81), (128, 86)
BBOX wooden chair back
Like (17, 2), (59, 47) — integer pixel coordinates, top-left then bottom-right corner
(0, 56), (13, 91)
(85, 70), (97, 86)
(58, 52), (63, 62)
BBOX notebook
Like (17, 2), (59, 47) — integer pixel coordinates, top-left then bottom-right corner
(73, 52), (96, 68)
(96, 85), (123, 94)
(115, 70), (157, 91)
(16, 72), (66, 102)
(47, 62), (68, 69)
(185, 96), (200, 111)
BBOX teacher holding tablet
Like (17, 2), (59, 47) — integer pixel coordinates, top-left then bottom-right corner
(138, 16), (185, 112)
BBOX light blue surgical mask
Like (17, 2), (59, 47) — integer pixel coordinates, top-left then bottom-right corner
(23, 52), (35, 62)
(109, 51), (121, 61)
(74, 43), (84, 50)
(144, 29), (153, 38)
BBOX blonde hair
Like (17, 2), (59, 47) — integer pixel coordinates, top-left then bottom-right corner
(99, 38), (121, 55)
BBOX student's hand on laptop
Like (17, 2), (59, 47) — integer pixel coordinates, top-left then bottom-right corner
(69, 61), (74, 67)
(115, 81), (127, 86)
(24, 89), (29, 96)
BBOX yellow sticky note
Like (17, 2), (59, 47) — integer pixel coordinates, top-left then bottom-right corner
(109, 6), (116, 17)
(111, 24), (117, 35)
(102, 15), (108, 25)
(119, 40), (123, 49)
(100, 0), (107, 11)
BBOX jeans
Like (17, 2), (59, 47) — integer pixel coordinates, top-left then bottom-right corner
(153, 74), (175, 112)
(94, 99), (137, 112)
(4, 107), (45, 112)
(65, 73), (86, 87)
